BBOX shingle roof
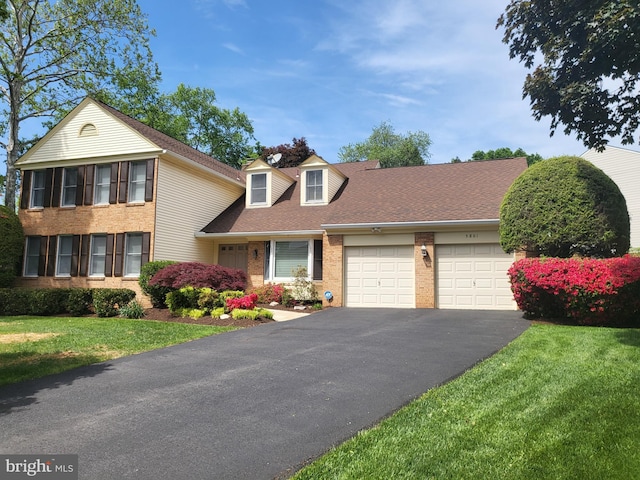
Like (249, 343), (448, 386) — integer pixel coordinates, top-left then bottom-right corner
(95, 99), (245, 184)
(201, 157), (528, 233)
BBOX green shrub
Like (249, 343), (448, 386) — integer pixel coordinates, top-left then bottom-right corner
(210, 307), (226, 318)
(166, 286), (201, 315)
(0, 288), (70, 316)
(92, 288), (136, 317)
(500, 156), (630, 257)
(0, 205), (24, 288)
(230, 308), (273, 320)
(197, 288), (220, 310)
(0, 288), (29, 315)
(118, 300), (145, 319)
(66, 288), (94, 316)
(139, 260), (177, 308)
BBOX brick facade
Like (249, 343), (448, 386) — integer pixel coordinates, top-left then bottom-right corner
(415, 232), (435, 308)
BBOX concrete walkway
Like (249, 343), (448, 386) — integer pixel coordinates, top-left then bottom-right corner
(0, 308), (529, 479)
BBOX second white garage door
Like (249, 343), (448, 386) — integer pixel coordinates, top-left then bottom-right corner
(436, 244), (515, 310)
(345, 245), (415, 308)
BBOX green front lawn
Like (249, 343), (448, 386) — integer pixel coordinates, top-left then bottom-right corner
(294, 324), (640, 480)
(0, 316), (234, 386)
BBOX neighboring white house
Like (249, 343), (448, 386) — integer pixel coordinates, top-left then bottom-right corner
(582, 146), (640, 249)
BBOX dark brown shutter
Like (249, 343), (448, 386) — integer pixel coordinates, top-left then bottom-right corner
(43, 168), (54, 208)
(114, 233), (124, 277)
(109, 162), (119, 204)
(313, 239), (323, 280)
(145, 159), (155, 202)
(70, 235), (80, 277)
(84, 165), (94, 206)
(105, 234), (115, 277)
(118, 162), (129, 203)
(20, 170), (32, 210)
(38, 236), (48, 276)
(79, 235), (89, 277)
(52, 167), (63, 207)
(46, 235), (57, 277)
(142, 232), (151, 266)
(75, 166), (85, 206)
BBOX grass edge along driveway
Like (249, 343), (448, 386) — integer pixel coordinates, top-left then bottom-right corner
(0, 316), (234, 386)
(294, 324), (640, 480)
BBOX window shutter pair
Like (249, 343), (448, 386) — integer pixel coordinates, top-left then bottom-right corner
(44, 235), (80, 276)
(113, 232), (150, 277)
(117, 159), (154, 203)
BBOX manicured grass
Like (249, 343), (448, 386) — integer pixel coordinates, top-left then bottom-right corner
(294, 324), (640, 480)
(0, 316), (235, 386)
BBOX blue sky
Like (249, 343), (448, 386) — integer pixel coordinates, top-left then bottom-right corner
(4, 0), (596, 180)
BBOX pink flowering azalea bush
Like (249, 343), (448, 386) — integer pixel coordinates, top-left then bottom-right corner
(226, 293), (259, 312)
(508, 255), (640, 325)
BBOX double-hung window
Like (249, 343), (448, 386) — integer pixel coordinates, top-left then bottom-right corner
(94, 165), (111, 205)
(56, 235), (73, 276)
(24, 237), (41, 277)
(61, 168), (78, 207)
(264, 239), (323, 281)
(90, 234), (107, 276)
(128, 161), (146, 203)
(251, 173), (267, 205)
(306, 170), (323, 202)
(30, 170), (46, 208)
(124, 233), (143, 276)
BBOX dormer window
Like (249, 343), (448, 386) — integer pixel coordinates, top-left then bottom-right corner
(251, 173), (267, 205)
(306, 170), (323, 203)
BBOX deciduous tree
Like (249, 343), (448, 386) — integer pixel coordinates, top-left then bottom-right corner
(0, 0), (159, 210)
(498, 1), (640, 151)
(259, 137), (316, 168)
(338, 122), (431, 168)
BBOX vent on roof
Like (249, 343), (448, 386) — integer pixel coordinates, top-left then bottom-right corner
(79, 123), (98, 137)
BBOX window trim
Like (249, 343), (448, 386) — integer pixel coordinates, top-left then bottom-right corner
(89, 234), (108, 277)
(55, 235), (74, 277)
(264, 239), (322, 282)
(23, 236), (41, 277)
(124, 232), (143, 277)
(94, 164), (111, 205)
(250, 173), (268, 205)
(61, 167), (78, 207)
(30, 170), (46, 209)
(305, 169), (324, 203)
(128, 161), (146, 204)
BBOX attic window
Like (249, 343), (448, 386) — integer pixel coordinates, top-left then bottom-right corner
(79, 123), (97, 137)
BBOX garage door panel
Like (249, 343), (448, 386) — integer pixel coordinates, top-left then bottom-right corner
(437, 243), (515, 310)
(345, 245), (415, 308)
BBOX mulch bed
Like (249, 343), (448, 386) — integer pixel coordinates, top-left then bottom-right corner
(142, 304), (319, 328)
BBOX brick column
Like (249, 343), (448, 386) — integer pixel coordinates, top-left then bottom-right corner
(323, 234), (343, 307)
(246, 241), (264, 290)
(415, 232), (435, 308)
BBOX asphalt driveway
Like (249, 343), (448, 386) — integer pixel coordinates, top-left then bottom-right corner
(0, 308), (529, 479)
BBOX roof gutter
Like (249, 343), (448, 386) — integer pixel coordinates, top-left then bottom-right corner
(321, 219), (500, 230)
(195, 230), (325, 239)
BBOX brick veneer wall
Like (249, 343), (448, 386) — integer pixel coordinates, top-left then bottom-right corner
(322, 234), (343, 307)
(415, 232), (435, 308)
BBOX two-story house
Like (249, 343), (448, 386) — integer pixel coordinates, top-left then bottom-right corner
(16, 97), (528, 309)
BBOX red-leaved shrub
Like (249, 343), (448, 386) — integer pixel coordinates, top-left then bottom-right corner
(226, 293), (258, 312)
(248, 283), (285, 304)
(149, 262), (246, 292)
(508, 255), (640, 325)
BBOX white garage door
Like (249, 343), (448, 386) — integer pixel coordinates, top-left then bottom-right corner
(345, 245), (415, 308)
(436, 244), (515, 310)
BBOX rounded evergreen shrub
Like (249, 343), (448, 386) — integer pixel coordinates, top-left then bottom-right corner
(500, 156), (630, 257)
(0, 205), (24, 287)
(139, 260), (177, 308)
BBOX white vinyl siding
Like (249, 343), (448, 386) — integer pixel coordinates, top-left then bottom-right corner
(154, 158), (244, 263)
(345, 245), (415, 308)
(327, 167), (346, 201)
(436, 244), (515, 310)
(94, 165), (111, 205)
(90, 234), (107, 276)
(270, 169), (294, 204)
(30, 170), (46, 208)
(56, 235), (73, 277)
(16, 100), (160, 167)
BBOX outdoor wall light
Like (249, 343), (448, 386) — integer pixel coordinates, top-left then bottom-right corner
(421, 244), (428, 257)
(252, 249), (259, 260)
